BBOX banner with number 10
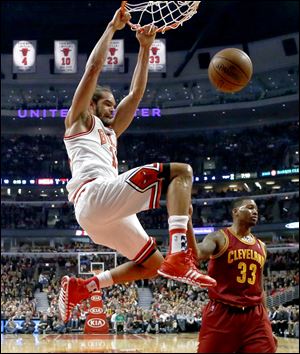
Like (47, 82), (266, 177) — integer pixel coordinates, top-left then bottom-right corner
(54, 40), (78, 74)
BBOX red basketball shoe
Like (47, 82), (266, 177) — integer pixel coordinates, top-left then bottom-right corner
(58, 275), (99, 323)
(157, 248), (217, 287)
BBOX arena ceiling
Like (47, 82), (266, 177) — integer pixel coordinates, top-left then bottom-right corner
(1, 1), (299, 54)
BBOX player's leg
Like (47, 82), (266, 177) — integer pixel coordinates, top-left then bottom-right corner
(239, 305), (277, 353)
(59, 251), (164, 323)
(108, 248), (163, 283)
(89, 214), (164, 283)
(197, 301), (239, 353)
(59, 214), (163, 323)
(76, 162), (215, 287)
(157, 163), (216, 287)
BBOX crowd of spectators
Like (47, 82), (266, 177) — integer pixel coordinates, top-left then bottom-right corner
(1, 256), (37, 321)
(1, 134), (69, 178)
(1, 248), (298, 337)
(1, 202), (77, 230)
(266, 252), (300, 272)
(1, 121), (298, 179)
(269, 304), (299, 338)
(2, 272), (298, 337)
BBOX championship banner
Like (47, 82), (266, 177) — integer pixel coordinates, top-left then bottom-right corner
(13, 40), (37, 73)
(54, 40), (78, 73)
(149, 39), (166, 73)
(103, 39), (124, 73)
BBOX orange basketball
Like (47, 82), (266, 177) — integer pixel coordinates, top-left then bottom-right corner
(208, 48), (253, 93)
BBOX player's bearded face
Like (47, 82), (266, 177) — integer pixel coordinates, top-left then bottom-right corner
(95, 93), (116, 127)
(96, 106), (113, 126)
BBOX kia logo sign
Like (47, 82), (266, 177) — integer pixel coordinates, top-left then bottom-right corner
(87, 319), (106, 328)
(89, 307), (103, 314)
(91, 295), (102, 301)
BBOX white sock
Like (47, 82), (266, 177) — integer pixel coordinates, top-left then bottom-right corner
(95, 270), (114, 288)
(168, 215), (189, 254)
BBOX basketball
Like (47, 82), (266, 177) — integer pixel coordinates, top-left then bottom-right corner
(208, 48), (253, 93)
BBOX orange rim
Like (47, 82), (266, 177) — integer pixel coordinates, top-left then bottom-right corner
(128, 21), (186, 33)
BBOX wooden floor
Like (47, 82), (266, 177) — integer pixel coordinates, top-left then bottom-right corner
(1, 333), (299, 353)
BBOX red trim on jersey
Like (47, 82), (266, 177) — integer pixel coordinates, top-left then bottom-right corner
(149, 163), (163, 209)
(170, 228), (187, 235)
(64, 116), (95, 140)
(132, 237), (157, 264)
(126, 164), (163, 210)
(149, 179), (162, 209)
(71, 178), (96, 204)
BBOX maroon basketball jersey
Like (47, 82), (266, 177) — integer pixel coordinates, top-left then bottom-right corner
(207, 228), (266, 307)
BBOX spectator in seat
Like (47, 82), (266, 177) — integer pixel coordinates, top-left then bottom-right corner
(19, 316), (36, 334)
(4, 317), (18, 334)
(146, 318), (159, 334)
(114, 308), (126, 333)
(52, 317), (67, 334)
(38, 313), (49, 334)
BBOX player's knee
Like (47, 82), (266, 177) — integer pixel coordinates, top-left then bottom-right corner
(184, 163), (193, 179)
(170, 163), (193, 180)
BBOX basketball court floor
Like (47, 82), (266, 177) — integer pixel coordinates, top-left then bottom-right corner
(1, 333), (298, 353)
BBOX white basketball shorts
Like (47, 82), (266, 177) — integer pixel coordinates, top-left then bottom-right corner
(73, 163), (167, 263)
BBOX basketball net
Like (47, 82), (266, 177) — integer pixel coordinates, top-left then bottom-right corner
(84, 270), (109, 334)
(121, 1), (201, 33)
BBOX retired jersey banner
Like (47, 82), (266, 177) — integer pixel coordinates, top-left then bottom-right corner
(13, 40), (37, 73)
(103, 39), (124, 73)
(149, 39), (166, 73)
(54, 40), (78, 73)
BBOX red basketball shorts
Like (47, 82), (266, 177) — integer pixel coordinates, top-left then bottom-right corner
(198, 301), (277, 353)
(73, 163), (164, 262)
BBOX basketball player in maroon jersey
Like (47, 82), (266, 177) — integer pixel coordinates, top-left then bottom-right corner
(188, 198), (277, 353)
(59, 6), (216, 323)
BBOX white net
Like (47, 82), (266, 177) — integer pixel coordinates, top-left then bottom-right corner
(122, 1), (201, 33)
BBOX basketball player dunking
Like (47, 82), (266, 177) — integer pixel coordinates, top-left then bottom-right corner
(59, 7), (216, 323)
(187, 198), (277, 353)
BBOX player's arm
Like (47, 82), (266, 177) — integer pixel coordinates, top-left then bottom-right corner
(65, 8), (131, 129)
(111, 25), (157, 138)
(186, 204), (223, 263)
(197, 232), (223, 261)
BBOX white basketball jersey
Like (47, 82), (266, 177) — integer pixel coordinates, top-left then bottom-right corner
(64, 115), (118, 201)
